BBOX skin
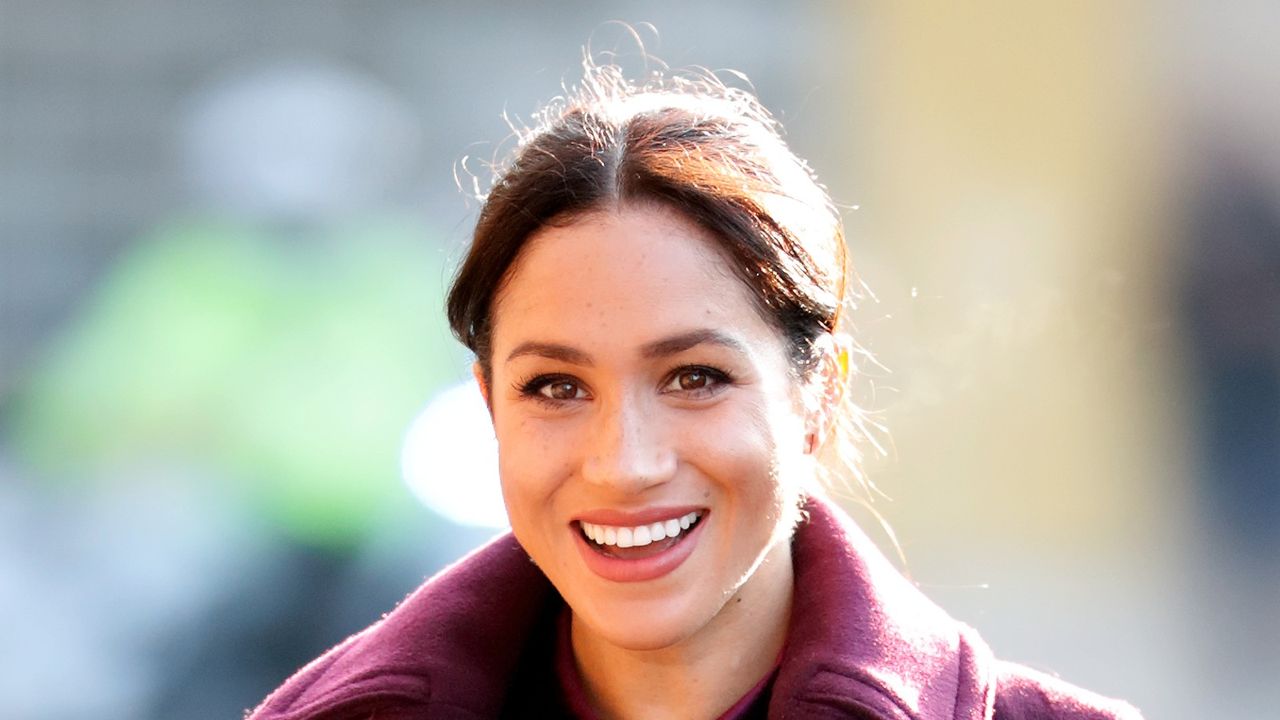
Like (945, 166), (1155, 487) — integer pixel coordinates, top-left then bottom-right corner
(477, 203), (832, 719)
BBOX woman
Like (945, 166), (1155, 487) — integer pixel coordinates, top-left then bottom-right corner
(249, 64), (1142, 719)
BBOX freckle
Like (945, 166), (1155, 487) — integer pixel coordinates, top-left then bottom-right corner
(703, 490), (710, 499)
(736, 597), (742, 603)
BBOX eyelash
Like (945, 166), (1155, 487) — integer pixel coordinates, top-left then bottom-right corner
(514, 365), (734, 406)
(516, 374), (585, 405)
(662, 365), (732, 397)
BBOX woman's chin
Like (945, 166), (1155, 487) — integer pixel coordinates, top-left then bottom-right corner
(573, 599), (709, 653)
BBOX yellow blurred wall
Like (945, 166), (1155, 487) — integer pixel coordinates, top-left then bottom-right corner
(834, 2), (1188, 555)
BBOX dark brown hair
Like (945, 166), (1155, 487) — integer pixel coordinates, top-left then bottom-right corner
(447, 62), (875, 487)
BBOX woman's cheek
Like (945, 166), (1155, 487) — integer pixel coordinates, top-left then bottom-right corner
(497, 416), (571, 513)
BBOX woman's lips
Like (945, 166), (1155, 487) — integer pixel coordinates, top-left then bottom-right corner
(572, 510), (707, 583)
(573, 505), (706, 527)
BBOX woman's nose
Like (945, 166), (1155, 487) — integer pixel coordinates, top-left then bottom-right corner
(580, 395), (676, 492)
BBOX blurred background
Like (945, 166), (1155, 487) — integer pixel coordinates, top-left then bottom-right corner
(2, 1), (1277, 718)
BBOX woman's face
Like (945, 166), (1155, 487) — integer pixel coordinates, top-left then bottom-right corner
(483, 204), (814, 652)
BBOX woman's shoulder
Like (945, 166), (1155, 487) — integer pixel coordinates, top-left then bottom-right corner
(993, 661), (1144, 720)
(786, 497), (1143, 720)
(245, 532), (556, 720)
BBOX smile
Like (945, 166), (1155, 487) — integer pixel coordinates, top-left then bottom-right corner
(579, 511), (702, 548)
(572, 509), (708, 582)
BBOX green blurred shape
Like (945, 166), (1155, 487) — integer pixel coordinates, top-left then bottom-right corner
(9, 217), (464, 547)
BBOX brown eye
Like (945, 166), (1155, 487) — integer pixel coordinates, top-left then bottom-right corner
(518, 374), (590, 404)
(662, 366), (730, 396)
(679, 369), (709, 390)
(541, 381), (582, 400)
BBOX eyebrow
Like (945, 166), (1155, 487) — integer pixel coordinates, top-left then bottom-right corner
(504, 328), (748, 365)
(505, 341), (594, 365)
(640, 328), (749, 359)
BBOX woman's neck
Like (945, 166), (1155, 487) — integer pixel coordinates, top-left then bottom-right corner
(570, 540), (794, 720)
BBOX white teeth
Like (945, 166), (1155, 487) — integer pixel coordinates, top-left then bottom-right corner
(579, 512), (701, 548)
(650, 521), (667, 541)
(633, 525), (651, 545)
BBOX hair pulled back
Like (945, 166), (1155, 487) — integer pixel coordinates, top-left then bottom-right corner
(447, 61), (876, 490)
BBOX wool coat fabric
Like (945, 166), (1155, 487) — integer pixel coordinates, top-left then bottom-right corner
(247, 498), (1142, 719)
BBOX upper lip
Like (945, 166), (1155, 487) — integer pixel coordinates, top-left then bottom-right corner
(572, 505), (707, 527)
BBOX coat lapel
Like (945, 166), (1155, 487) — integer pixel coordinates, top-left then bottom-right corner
(769, 497), (996, 720)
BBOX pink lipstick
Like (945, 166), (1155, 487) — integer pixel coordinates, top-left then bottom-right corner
(571, 508), (707, 582)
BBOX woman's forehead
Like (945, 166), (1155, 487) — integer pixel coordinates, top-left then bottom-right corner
(497, 207), (732, 305)
(489, 206), (779, 357)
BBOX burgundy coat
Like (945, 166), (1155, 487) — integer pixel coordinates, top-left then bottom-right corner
(247, 498), (1142, 719)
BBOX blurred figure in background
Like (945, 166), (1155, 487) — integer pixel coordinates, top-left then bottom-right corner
(1172, 4), (1280, 711)
(4, 60), (481, 719)
(1179, 141), (1280, 715)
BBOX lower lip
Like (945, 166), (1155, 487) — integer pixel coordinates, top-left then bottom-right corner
(573, 516), (707, 583)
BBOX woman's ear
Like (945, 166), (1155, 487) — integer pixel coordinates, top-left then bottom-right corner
(472, 362), (493, 417)
(805, 333), (851, 454)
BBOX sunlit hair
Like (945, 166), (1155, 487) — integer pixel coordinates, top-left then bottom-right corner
(447, 60), (882, 495)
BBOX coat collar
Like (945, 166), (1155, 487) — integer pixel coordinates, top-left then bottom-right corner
(249, 532), (552, 719)
(768, 497), (995, 718)
(249, 496), (995, 719)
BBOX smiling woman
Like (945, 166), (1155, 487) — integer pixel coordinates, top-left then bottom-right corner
(248, 62), (1143, 719)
